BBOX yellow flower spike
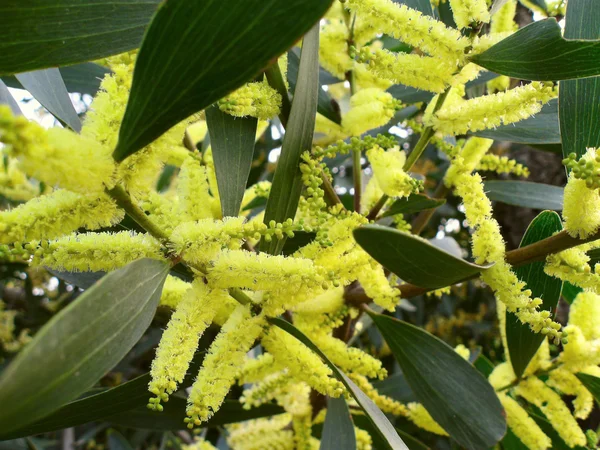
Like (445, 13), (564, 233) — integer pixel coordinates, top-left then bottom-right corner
(567, 291), (600, 340)
(354, 63), (394, 91)
(349, 373), (409, 416)
(320, 21), (353, 80)
(35, 231), (165, 272)
(431, 82), (556, 135)
(262, 326), (345, 397)
(488, 362), (516, 390)
(515, 376), (587, 448)
(448, 0), (490, 29)
(342, 88), (401, 136)
(0, 190), (123, 245)
(149, 281), (225, 408)
(560, 325), (600, 372)
(366, 145), (421, 198)
(293, 413), (316, 450)
(0, 301), (31, 353)
(407, 403), (448, 436)
(181, 438), (218, 450)
(471, 31), (513, 55)
(357, 261), (401, 311)
(159, 275), (191, 309)
(238, 353), (279, 384)
(218, 81), (282, 120)
(346, 0), (469, 62)
(187, 305), (266, 426)
(275, 381), (312, 417)
(476, 154), (530, 177)
(563, 150), (600, 238)
(361, 176), (385, 213)
(355, 427), (373, 450)
(226, 415), (294, 450)
(178, 156), (218, 221)
(0, 106), (114, 193)
(357, 48), (456, 93)
(292, 287), (345, 314)
(139, 191), (183, 236)
(490, 0), (518, 34)
(240, 372), (291, 410)
(0, 158), (40, 202)
(497, 393), (551, 450)
(547, 368), (594, 420)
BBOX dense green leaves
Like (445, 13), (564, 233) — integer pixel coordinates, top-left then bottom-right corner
(206, 106), (258, 217)
(381, 194), (446, 218)
(471, 19), (600, 81)
(559, 0), (600, 160)
(0, 0), (160, 75)
(368, 312), (506, 449)
(506, 211), (563, 378)
(0, 259), (169, 434)
(262, 26), (320, 254)
(576, 373), (600, 405)
(15, 69), (81, 132)
(484, 181), (564, 211)
(320, 397), (356, 450)
(114, 0), (332, 161)
(474, 99), (560, 144)
(269, 317), (408, 450)
(353, 225), (490, 289)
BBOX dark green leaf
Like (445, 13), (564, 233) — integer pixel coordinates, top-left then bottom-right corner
(368, 312), (506, 449)
(372, 373), (416, 404)
(0, 259), (170, 434)
(506, 211), (563, 378)
(206, 106), (258, 217)
(501, 428), (530, 450)
(0, 79), (22, 116)
(587, 247), (600, 266)
(353, 225), (491, 289)
(381, 194), (446, 218)
(107, 431), (133, 450)
(281, 231), (317, 256)
(576, 373), (600, 405)
(484, 180), (564, 210)
(320, 397), (356, 450)
(474, 354), (496, 378)
(114, 0), (332, 161)
(269, 317), (408, 450)
(559, 0), (600, 160)
(387, 84), (434, 104)
(353, 415), (431, 450)
(288, 49), (342, 124)
(261, 26), (320, 254)
(474, 99), (560, 144)
(0, 0), (160, 75)
(392, 0), (434, 17)
(15, 69), (81, 132)
(437, 0), (457, 28)
(561, 282), (582, 304)
(471, 19), (600, 81)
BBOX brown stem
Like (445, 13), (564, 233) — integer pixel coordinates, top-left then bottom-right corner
(366, 194), (389, 221)
(321, 170), (343, 206)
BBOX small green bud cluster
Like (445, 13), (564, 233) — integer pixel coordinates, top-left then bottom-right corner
(313, 134), (398, 161)
(563, 151), (600, 189)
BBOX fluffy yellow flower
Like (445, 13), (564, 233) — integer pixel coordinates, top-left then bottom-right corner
(476, 154), (529, 177)
(366, 145), (419, 198)
(563, 149), (600, 238)
(227, 415), (294, 450)
(349, 373), (409, 416)
(0, 158), (39, 202)
(490, 0), (517, 34)
(159, 275), (191, 309)
(407, 403), (448, 436)
(498, 393), (551, 450)
(342, 89), (401, 136)
(547, 368), (594, 420)
(319, 21), (352, 80)
(219, 81), (282, 120)
(177, 156), (219, 221)
(449, 0), (490, 29)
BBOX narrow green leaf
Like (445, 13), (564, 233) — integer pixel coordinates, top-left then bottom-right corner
(281, 231), (317, 256)
(0, 259), (170, 434)
(206, 106), (258, 217)
(0, 79), (22, 116)
(353, 225), (491, 289)
(0, 0), (160, 75)
(484, 180), (564, 211)
(501, 428), (530, 450)
(392, 0), (434, 17)
(576, 373), (600, 405)
(368, 312), (506, 449)
(107, 431), (133, 450)
(471, 19), (600, 81)
(559, 0), (600, 160)
(474, 354), (496, 378)
(506, 211), (563, 378)
(320, 397), (357, 450)
(474, 99), (560, 144)
(15, 69), (81, 132)
(353, 416), (431, 450)
(114, 0), (332, 162)
(387, 84), (434, 104)
(518, 0), (547, 12)
(261, 26), (320, 254)
(269, 317), (408, 450)
(561, 282), (582, 304)
(381, 194), (446, 218)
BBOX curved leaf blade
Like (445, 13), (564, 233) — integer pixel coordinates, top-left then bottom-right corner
(368, 312), (506, 449)
(506, 211), (563, 378)
(206, 106), (258, 217)
(471, 19), (600, 81)
(0, 0), (160, 75)
(268, 317), (408, 450)
(320, 397), (357, 450)
(0, 79), (22, 116)
(353, 225), (490, 289)
(484, 180), (564, 211)
(114, 0), (332, 161)
(381, 194), (446, 218)
(0, 259), (170, 434)
(15, 69), (81, 132)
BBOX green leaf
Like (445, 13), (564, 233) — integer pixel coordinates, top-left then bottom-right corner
(576, 373), (600, 405)
(392, 0), (434, 17)
(561, 282), (582, 304)
(0, 259), (170, 434)
(501, 428), (530, 450)
(0, 79), (22, 116)
(114, 0), (332, 162)
(269, 317), (408, 450)
(206, 106), (258, 217)
(107, 431), (133, 450)
(281, 231), (317, 256)
(506, 211), (563, 378)
(484, 180), (564, 211)
(353, 416), (431, 450)
(288, 49), (342, 125)
(353, 225), (490, 289)
(471, 19), (600, 81)
(320, 397), (357, 450)
(559, 0), (600, 160)
(474, 99), (560, 144)
(381, 194), (446, 218)
(261, 26), (320, 254)
(368, 312), (506, 449)
(474, 354), (496, 378)
(0, 0), (160, 75)
(15, 69), (81, 132)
